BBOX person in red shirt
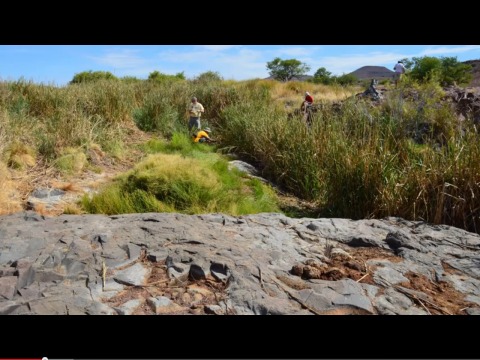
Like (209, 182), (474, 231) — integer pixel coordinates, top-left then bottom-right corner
(305, 91), (313, 104)
(301, 91), (314, 113)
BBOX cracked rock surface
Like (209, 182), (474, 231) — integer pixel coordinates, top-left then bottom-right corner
(1, 212), (479, 315)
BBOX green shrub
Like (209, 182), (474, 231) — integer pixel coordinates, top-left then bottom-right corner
(408, 56), (472, 85)
(70, 71), (118, 84)
(81, 152), (279, 215)
(54, 147), (87, 174)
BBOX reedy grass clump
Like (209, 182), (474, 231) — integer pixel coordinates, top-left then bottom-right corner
(218, 82), (480, 232)
(54, 147), (87, 175)
(1, 75), (480, 232)
(81, 133), (279, 216)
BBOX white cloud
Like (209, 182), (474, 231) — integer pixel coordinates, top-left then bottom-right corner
(90, 49), (147, 69)
(84, 45), (480, 82)
(421, 45), (480, 55)
(307, 45), (480, 76)
(156, 47), (268, 79)
(154, 46), (330, 80)
(272, 46), (321, 57)
(312, 52), (408, 75)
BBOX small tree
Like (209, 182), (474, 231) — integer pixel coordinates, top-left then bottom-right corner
(407, 56), (472, 85)
(70, 70), (117, 84)
(148, 71), (186, 83)
(335, 73), (357, 86)
(440, 57), (472, 85)
(266, 57), (310, 82)
(195, 71), (223, 83)
(121, 76), (141, 83)
(399, 58), (414, 70)
(312, 67), (333, 84)
(175, 71), (186, 80)
(410, 56), (443, 82)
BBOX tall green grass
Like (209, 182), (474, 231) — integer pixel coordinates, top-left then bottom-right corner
(1, 76), (480, 233)
(81, 133), (280, 215)
(218, 81), (480, 233)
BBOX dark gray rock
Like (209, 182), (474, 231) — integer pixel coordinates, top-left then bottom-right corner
(34, 269), (65, 282)
(373, 266), (410, 286)
(10, 304), (32, 314)
(23, 212), (44, 222)
(18, 287), (41, 301)
(347, 237), (381, 247)
(114, 263), (150, 286)
(127, 243), (141, 260)
(205, 304), (225, 315)
(296, 289), (332, 312)
(1, 212), (480, 315)
(385, 231), (425, 253)
(166, 256), (189, 282)
(306, 223), (319, 231)
(114, 299), (142, 315)
(93, 234), (108, 245)
(147, 249), (169, 262)
(147, 296), (186, 314)
(31, 189), (51, 199)
(29, 297), (69, 315)
(86, 303), (117, 315)
(189, 259), (211, 280)
(13, 258), (35, 289)
(465, 307), (480, 315)
(210, 262), (231, 282)
(60, 257), (86, 277)
(307, 279), (375, 314)
(0, 276), (17, 300)
(41, 250), (63, 268)
(0, 301), (21, 315)
(228, 161), (269, 183)
(0, 267), (16, 277)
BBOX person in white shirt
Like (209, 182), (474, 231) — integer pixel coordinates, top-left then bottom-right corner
(393, 61), (406, 87)
(187, 97), (205, 131)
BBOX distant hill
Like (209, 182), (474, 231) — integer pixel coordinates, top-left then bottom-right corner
(464, 60), (480, 87)
(263, 60), (480, 85)
(349, 66), (395, 80)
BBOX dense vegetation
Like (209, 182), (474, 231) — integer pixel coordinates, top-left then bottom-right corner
(81, 133), (279, 215)
(1, 65), (479, 233)
(400, 56), (472, 85)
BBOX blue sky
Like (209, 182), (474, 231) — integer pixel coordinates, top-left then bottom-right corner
(1, 45), (480, 86)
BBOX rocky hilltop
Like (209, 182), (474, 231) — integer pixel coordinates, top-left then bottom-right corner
(1, 212), (479, 315)
(464, 59), (480, 87)
(349, 66), (394, 80)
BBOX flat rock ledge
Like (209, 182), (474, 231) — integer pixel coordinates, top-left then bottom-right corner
(1, 211), (479, 315)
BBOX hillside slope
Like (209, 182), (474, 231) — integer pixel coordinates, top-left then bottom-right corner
(464, 59), (480, 86)
(349, 66), (394, 80)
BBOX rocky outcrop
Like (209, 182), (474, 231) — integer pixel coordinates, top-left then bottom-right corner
(443, 86), (480, 125)
(463, 60), (480, 87)
(1, 212), (479, 315)
(349, 66), (394, 80)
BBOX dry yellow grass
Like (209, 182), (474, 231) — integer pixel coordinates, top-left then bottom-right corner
(50, 181), (82, 192)
(62, 203), (83, 215)
(55, 147), (88, 174)
(6, 142), (36, 170)
(0, 161), (22, 215)
(33, 202), (47, 216)
(88, 143), (106, 158)
(268, 81), (361, 110)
